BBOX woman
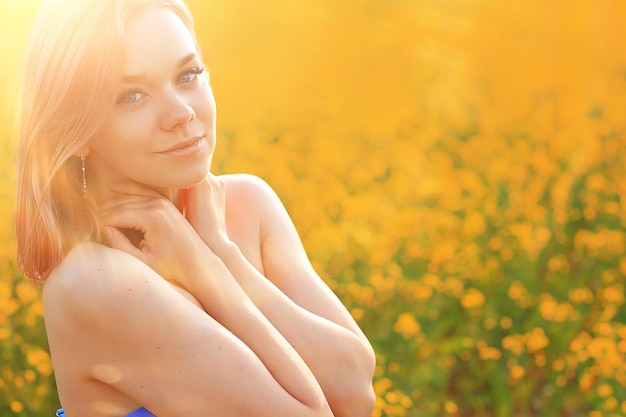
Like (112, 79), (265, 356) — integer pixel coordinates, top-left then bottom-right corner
(15, 0), (376, 416)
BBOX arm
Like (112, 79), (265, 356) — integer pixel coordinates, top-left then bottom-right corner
(65, 188), (335, 416)
(188, 174), (376, 417)
(218, 240), (376, 417)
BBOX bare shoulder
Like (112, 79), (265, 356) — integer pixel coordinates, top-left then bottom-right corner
(46, 241), (138, 286)
(219, 173), (277, 204)
(41, 242), (182, 405)
(44, 242), (149, 314)
(219, 173), (286, 242)
(42, 242), (179, 339)
(219, 173), (286, 220)
(44, 243), (118, 307)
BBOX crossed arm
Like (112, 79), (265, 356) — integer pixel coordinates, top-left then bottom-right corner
(209, 175), (376, 416)
(45, 174), (375, 417)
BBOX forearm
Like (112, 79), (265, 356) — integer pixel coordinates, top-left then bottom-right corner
(215, 241), (375, 415)
(183, 248), (331, 413)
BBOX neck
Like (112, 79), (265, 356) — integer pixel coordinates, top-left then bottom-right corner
(86, 170), (184, 212)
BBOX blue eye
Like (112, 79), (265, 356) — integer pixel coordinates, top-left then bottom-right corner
(177, 67), (205, 84)
(117, 89), (146, 105)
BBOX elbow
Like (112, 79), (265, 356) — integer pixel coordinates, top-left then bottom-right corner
(331, 344), (377, 417)
(331, 382), (377, 417)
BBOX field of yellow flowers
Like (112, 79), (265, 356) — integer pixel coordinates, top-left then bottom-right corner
(1, 0), (626, 416)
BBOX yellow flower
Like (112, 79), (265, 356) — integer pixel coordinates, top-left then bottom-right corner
(525, 327), (549, 353)
(509, 364), (525, 379)
(461, 288), (485, 309)
(597, 383), (613, 398)
(393, 313), (421, 339)
(603, 285), (625, 305)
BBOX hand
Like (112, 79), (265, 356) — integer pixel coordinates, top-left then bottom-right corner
(98, 180), (210, 289)
(185, 174), (230, 250)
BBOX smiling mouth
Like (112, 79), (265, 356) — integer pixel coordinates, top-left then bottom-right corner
(158, 136), (204, 154)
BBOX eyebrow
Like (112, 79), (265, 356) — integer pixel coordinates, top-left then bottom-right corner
(121, 52), (199, 83)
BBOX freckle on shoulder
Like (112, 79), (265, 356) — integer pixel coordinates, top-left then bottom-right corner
(45, 242), (125, 298)
(44, 242), (138, 318)
(49, 243), (113, 278)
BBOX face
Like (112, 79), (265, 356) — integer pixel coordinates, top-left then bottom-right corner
(86, 6), (216, 196)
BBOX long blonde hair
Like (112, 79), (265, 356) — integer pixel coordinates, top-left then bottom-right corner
(16, 0), (197, 282)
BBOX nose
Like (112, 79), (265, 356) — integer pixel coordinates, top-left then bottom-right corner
(159, 92), (196, 131)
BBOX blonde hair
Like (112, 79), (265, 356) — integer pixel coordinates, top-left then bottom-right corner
(16, 0), (197, 282)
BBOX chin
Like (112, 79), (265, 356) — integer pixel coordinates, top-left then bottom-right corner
(179, 160), (213, 188)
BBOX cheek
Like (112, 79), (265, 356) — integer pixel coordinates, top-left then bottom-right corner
(89, 125), (144, 160)
(95, 111), (154, 149)
(109, 111), (154, 138)
(194, 88), (216, 122)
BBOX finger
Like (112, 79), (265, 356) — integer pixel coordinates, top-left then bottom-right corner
(104, 227), (144, 259)
(110, 179), (164, 198)
(100, 207), (153, 232)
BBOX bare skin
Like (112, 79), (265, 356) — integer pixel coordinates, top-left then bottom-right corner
(44, 175), (375, 417)
(42, 6), (375, 417)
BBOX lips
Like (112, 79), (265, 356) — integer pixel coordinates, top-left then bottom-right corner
(158, 136), (203, 153)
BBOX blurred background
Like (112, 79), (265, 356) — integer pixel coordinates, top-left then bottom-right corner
(2, 0), (626, 416)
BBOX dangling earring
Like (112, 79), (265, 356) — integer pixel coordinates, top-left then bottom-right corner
(80, 150), (87, 199)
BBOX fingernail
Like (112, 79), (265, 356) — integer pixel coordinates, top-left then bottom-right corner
(105, 227), (114, 241)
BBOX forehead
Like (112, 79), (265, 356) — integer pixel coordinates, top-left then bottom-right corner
(121, 6), (197, 73)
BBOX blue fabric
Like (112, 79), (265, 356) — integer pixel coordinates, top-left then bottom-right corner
(126, 408), (156, 417)
(56, 407), (155, 417)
